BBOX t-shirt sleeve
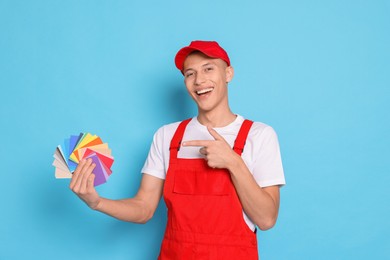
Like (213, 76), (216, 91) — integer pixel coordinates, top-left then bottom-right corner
(141, 126), (167, 180)
(252, 126), (286, 187)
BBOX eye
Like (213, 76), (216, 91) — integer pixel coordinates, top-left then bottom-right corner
(204, 66), (214, 73)
(185, 72), (194, 78)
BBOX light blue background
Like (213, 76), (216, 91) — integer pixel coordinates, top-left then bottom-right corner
(1, 0), (389, 259)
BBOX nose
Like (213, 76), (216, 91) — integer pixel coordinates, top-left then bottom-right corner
(194, 71), (206, 86)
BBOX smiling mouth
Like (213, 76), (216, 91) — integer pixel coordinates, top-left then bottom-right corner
(196, 87), (214, 96)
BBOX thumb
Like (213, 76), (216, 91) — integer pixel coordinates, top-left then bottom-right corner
(207, 126), (223, 141)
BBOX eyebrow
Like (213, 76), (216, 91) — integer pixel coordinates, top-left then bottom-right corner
(183, 62), (215, 74)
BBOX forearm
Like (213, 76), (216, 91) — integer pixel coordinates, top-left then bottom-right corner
(228, 154), (280, 230)
(70, 161), (163, 224)
(94, 197), (154, 224)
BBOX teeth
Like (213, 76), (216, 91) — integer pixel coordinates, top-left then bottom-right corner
(196, 87), (213, 95)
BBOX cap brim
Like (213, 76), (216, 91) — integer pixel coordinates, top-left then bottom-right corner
(175, 47), (199, 71)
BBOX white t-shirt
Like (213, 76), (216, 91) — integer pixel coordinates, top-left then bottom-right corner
(142, 115), (285, 231)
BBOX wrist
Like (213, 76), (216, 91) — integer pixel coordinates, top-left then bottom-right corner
(227, 152), (244, 175)
(90, 197), (103, 211)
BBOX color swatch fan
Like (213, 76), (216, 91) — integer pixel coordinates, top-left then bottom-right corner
(53, 133), (114, 186)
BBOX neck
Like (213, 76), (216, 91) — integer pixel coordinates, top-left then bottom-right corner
(197, 108), (236, 127)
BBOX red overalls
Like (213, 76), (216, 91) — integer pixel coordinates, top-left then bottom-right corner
(158, 118), (258, 260)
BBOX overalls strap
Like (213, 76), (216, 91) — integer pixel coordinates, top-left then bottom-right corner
(169, 118), (192, 160)
(233, 119), (254, 155)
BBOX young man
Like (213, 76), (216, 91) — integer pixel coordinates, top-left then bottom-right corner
(70, 40), (285, 259)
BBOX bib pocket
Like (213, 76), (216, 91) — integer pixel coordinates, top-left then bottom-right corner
(173, 167), (231, 196)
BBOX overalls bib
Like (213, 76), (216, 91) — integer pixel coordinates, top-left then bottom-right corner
(158, 118), (258, 260)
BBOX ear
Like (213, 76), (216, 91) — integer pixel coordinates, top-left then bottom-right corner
(225, 66), (234, 83)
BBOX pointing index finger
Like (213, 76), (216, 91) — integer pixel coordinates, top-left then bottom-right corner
(182, 140), (212, 147)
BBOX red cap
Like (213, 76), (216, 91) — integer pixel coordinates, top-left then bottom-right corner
(175, 40), (231, 71)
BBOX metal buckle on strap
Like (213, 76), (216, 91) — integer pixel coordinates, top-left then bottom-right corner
(169, 140), (182, 151)
(233, 140), (246, 154)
